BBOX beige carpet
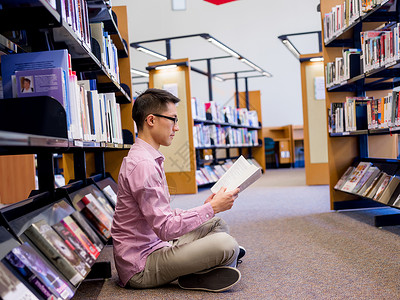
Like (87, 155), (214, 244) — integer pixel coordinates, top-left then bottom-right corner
(73, 168), (400, 299)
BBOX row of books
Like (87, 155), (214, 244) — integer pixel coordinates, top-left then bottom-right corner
(335, 161), (400, 206)
(1, 49), (123, 143)
(328, 88), (400, 133)
(43, 0), (120, 81)
(193, 124), (260, 148)
(325, 23), (400, 87)
(191, 97), (259, 127)
(361, 24), (400, 73)
(325, 49), (361, 87)
(323, 0), (392, 43)
(58, 0), (92, 51)
(196, 158), (262, 186)
(0, 184), (118, 299)
(90, 22), (120, 83)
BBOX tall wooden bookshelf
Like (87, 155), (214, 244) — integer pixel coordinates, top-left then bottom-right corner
(320, 0), (399, 210)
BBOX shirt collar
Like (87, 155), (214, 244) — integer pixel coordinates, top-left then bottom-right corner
(134, 137), (165, 163)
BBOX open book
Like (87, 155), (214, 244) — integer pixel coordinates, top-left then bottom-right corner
(211, 156), (262, 193)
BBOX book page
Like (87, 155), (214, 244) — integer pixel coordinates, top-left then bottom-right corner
(211, 156), (261, 193)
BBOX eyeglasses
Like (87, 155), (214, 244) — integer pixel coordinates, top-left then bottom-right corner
(152, 113), (179, 124)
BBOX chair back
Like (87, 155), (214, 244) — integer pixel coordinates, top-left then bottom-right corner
(264, 137), (275, 153)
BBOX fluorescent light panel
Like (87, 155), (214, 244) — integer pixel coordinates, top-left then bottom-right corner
(240, 58), (262, 72)
(131, 68), (149, 77)
(213, 75), (225, 82)
(207, 37), (240, 58)
(310, 57), (324, 62)
(136, 46), (167, 61)
(155, 64), (178, 70)
(262, 71), (272, 77)
(282, 39), (300, 59)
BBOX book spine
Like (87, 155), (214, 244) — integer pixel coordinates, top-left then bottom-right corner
(25, 226), (83, 286)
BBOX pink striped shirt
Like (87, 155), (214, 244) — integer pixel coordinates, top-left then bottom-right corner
(111, 138), (214, 286)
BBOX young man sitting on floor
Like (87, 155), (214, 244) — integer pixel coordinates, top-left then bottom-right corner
(111, 88), (245, 292)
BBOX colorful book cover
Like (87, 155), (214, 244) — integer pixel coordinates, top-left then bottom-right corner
(70, 210), (104, 252)
(3, 254), (57, 300)
(61, 216), (100, 259)
(0, 261), (39, 300)
(5, 242), (73, 300)
(24, 220), (86, 286)
(52, 221), (95, 267)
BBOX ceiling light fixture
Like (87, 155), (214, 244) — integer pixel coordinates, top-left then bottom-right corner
(310, 57), (324, 62)
(281, 39), (301, 59)
(240, 58), (262, 72)
(206, 37), (240, 58)
(130, 68), (149, 77)
(213, 75), (225, 82)
(134, 46), (168, 61)
(262, 71), (272, 77)
(155, 64), (178, 70)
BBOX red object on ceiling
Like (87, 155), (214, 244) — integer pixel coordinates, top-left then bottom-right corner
(204, 0), (238, 5)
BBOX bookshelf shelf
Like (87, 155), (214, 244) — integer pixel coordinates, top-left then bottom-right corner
(193, 118), (261, 130)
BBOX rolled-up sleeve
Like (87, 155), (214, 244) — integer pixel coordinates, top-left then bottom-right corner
(128, 160), (215, 241)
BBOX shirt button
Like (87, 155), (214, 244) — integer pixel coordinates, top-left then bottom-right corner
(206, 214), (209, 218)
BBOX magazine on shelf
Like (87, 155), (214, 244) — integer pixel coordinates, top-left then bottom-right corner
(5, 242), (74, 300)
(211, 155), (262, 194)
(0, 261), (39, 300)
(23, 219), (86, 286)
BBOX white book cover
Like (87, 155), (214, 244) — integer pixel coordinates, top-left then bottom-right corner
(211, 156), (262, 194)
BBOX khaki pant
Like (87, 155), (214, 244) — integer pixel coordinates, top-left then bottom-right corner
(128, 217), (239, 289)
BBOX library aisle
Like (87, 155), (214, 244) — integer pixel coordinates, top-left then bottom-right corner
(74, 169), (400, 299)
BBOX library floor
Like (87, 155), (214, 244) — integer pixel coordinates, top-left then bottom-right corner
(74, 168), (400, 299)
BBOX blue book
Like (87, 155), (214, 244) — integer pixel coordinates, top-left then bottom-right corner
(1, 49), (72, 138)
